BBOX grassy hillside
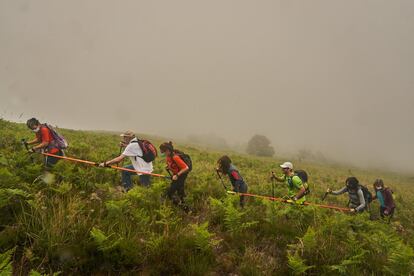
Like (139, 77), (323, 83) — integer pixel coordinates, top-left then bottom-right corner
(0, 119), (413, 275)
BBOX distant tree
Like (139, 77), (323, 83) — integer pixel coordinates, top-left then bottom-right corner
(246, 135), (275, 157)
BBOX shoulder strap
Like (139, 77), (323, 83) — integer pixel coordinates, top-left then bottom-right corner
(129, 140), (144, 159)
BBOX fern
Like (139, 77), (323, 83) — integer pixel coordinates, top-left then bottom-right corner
(90, 227), (119, 252)
(191, 222), (221, 252)
(288, 252), (315, 275)
(155, 204), (181, 236)
(0, 188), (30, 208)
(0, 247), (14, 275)
(384, 241), (414, 275)
(330, 251), (368, 275)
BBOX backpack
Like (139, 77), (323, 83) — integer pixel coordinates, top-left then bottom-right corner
(359, 185), (373, 204)
(132, 139), (157, 162)
(288, 170), (310, 195)
(43, 124), (68, 149)
(173, 150), (192, 172)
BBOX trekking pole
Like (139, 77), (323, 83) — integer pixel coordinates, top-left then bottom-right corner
(216, 169), (228, 191)
(21, 138), (34, 162)
(116, 145), (124, 165)
(166, 168), (173, 180)
(39, 152), (169, 178)
(271, 172), (276, 198)
(321, 191), (329, 201)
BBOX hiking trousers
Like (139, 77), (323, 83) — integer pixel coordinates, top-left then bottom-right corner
(167, 173), (188, 204)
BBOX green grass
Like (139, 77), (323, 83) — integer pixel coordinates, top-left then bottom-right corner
(0, 118), (413, 275)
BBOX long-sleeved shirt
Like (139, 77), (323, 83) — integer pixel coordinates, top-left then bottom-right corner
(331, 186), (366, 212)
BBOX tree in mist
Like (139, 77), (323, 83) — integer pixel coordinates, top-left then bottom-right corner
(246, 135), (275, 157)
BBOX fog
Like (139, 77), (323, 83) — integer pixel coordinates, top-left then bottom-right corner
(1, 0), (413, 173)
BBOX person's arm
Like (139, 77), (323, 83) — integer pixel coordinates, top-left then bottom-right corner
(32, 141), (49, 151)
(292, 176), (306, 200)
(31, 127), (52, 151)
(383, 189), (395, 212)
(354, 189), (366, 212)
(271, 172), (285, 182)
(26, 137), (40, 145)
(171, 155), (189, 180)
(328, 186), (348, 195)
(99, 155), (126, 167)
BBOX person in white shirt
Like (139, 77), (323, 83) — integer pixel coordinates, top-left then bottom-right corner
(99, 131), (153, 191)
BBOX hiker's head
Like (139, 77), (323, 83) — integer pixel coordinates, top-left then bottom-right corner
(346, 177), (359, 190)
(159, 141), (174, 156)
(217, 155), (232, 173)
(280, 162), (293, 175)
(120, 130), (135, 143)
(373, 179), (384, 190)
(26, 118), (40, 132)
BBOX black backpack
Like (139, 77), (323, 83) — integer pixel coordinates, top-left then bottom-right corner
(295, 170), (310, 195)
(132, 140), (157, 162)
(359, 185), (373, 204)
(173, 150), (192, 172)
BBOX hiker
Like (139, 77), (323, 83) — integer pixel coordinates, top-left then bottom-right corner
(372, 179), (395, 219)
(159, 141), (191, 210)
(217, 155), (248, 207)
(271, 162), (307, 204)
(99, 131), (155, 191)
(25, 118), (65, 167)
(326, 177), (368, 213)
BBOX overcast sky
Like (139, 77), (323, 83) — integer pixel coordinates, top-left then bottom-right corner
(1, 0), (413, 172)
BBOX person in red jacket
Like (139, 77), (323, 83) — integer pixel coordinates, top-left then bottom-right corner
(159, 141), (190, 210)
(25, 118), (63, 167)
(372, 179), (396, 220)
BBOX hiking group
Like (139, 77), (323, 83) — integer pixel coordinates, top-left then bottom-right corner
(23, 117), (396, 219)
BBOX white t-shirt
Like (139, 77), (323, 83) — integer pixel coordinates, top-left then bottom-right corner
(122, 138), (153, 175)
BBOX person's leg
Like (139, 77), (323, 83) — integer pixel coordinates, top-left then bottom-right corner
(122, 165), (136, 191)
(139, 175), (151, 187)
(239, 182), (248, 208)
(380, 206), (386, 218)
(46, 150), (63, 168)
(176, 174), (190, 212)
(167, 180), (179, 203)
(176, 174), (188, 203)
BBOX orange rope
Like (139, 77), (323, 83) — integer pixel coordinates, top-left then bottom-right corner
(41, 152), (168, 178)
(226, 191), (350, 212)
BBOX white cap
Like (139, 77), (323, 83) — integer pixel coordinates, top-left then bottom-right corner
(120, 130), (135, 138)
(280, 162), (293, 170)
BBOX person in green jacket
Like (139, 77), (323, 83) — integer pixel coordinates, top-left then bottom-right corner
(271, 161), (307, 204)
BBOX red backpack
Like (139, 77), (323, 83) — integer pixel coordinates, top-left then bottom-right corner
(132, 140), (157, 162)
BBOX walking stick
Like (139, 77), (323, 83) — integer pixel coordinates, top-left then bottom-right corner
(271, 172), (276, 198)
(21, 138), (34, 162)
(216, 169), (228, 191)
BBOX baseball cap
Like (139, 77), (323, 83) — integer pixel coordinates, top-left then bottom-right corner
(120, 130), (135, 138)
(280, 162), (293, 170)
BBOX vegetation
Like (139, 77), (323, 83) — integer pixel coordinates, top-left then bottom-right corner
(246, 135), (275, 157)
(0, 119), (413, 275)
